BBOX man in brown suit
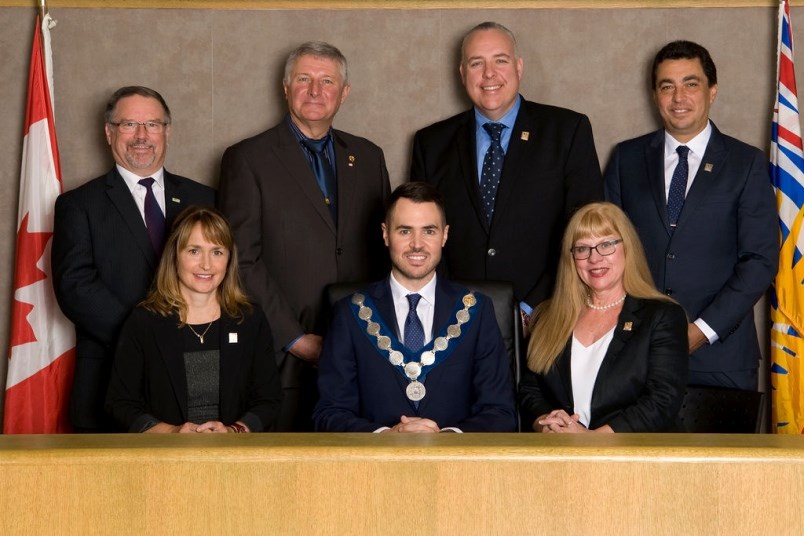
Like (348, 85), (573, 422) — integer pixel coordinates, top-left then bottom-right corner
(218, 41), (390, 431)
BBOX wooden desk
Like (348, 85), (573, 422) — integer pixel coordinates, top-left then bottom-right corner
(1, 434), (802, 535)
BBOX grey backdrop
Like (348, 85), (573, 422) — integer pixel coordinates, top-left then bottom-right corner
(0, 5), (790, 423)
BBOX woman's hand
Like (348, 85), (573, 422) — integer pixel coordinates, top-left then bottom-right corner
(534, 410), (589, 433)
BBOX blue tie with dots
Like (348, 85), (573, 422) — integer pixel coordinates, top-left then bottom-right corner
(666, 145), (689, 231)
(404, 294), (425, 352)
(480, 122), (505, 224)
(138, 177), (166, 255)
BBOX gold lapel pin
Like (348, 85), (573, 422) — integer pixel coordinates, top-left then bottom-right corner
(348, 155), (355, 167)
(171, 197), (181, 203)
(520, 131), (530, 141)
(623, 322), (633, 332)
(704, 163), (713, 172)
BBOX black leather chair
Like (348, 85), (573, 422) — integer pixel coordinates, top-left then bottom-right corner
(678, 386), (764, 433)
(326, 279), (522, 427)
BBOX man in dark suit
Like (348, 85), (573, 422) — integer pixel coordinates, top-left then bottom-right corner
(218, 42), (390, 431)
(604, 41), (778, 390)
(52, 86), (215, 432)
(313, 183), (517, 432)
(411, 21), (603, 325)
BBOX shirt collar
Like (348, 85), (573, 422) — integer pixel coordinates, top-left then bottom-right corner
(474, 94), (521, 133)
(664, 120), (712, 157)
(389, 272), (437, 307)
(116, 164), (165, 190)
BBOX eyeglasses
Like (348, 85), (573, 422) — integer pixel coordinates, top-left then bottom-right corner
(570, 239), (623, 260)
(109, 120), (169, 134)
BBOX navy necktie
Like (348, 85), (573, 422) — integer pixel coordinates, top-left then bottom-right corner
(480, 122), (505, 223)
(404, 294), (425, 352)
(301, 136), (338, 224)
(667, 145), (690, 230)
(138, 177), (165, 255)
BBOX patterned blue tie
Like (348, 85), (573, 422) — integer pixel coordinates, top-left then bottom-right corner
(404, 294), (425, 352)
(301, 136), (338, 223)
(667, 145), (689, 230)
(138, 177), (165, 255)
(480, 122), (505, 224)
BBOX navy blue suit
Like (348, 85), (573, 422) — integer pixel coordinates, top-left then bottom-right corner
(313, 277), (517, 432)
(520, 297), (689, 432)
(605, 124), (778, 387)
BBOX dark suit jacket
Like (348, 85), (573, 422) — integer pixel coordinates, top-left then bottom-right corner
(52, 167), (215, 429)
(520, 297), (688, 432)
(106, 306), (281, 432)
(313, 277), (517, 432)
(410, 99), (603, 307)
(218, 119), (390, 374)
(604, 124), (778, 374)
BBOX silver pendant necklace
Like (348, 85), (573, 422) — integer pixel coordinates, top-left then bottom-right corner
(187, 321), (213, 344)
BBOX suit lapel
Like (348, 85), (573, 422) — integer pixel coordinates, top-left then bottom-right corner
(493, 104), (532, 230)
(455, 113), (491, 233)
(673, 125), (727, 233)
(644, 130), (672, 236)
(104, 168), (157, 268)
(163, 171), (189, 225)
(371, 278), (400, 340)
(591, 297), (641, 411)
(276, 121), (337, 234)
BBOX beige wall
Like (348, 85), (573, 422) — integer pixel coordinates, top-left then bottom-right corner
(0, 4), (794, 421)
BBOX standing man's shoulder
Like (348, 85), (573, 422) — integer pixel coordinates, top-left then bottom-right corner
(165, 170), (215, 200)
(57, 169), (116, 204)
(711, 126), (768, 161)
(518, 99), (591, 125)
(331, 128), (385, 155)
(223, 123), (286, 157)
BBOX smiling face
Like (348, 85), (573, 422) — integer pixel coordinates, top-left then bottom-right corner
(382, 198), (449, 292)
(459, 28), (523, 121)
(573, 234), (626, 301)
(653, 57), (717, 142)
(105, 95), (170, 177)
(283, 54), (350, 138)
(177, 223), (230, 302)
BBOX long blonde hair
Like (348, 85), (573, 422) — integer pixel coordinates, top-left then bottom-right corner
(140, 206), (251, 323)
(527, 202), (675, 373)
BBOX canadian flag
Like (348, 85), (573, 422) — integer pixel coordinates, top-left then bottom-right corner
(3, 12), (75, 433)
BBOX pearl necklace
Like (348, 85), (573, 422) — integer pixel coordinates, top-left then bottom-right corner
(586, 293), (626, 311)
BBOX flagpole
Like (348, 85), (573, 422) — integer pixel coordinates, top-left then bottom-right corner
(38, 0), (47, 19)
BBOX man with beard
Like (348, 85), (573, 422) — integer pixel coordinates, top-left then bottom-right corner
(53, 86), (215, 432)
(313, 183), (516, 433)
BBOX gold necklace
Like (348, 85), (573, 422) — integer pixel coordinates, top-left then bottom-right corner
(187, 321), (213, 344)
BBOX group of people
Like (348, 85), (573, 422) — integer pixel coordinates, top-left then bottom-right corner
(50, 21), (778, 434)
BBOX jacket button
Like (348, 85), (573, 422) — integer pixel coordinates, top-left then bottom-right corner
(336, 248), (343, 255)
(487, 248), (497, 257)
(667, 253), (675, 259)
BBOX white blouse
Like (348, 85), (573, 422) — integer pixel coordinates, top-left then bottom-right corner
(570, 327), (615, 427)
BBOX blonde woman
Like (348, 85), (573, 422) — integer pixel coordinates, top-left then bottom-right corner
(520, 202), (688, 433)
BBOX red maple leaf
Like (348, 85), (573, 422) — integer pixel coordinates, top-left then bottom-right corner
(14, 212), (52, 289)
(9, 300), (36, 348)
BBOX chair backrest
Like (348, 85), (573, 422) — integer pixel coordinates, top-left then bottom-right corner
(679, 386), (764, 433)
(326, 279), (522, 397)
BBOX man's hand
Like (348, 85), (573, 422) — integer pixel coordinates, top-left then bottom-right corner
(688, 323), (708, 354)
(289, 334), (323, 364)
(382, 415), (440, 433)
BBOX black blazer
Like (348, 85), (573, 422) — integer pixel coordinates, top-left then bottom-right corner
(520, 297), (689, 432)
(604, 124), (778, 374)
(411, 98), (603, 307)
(52, 167), (215, 429)
(106, 306), (281, 433)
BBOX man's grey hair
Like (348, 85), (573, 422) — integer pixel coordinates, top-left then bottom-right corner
(460, 22), (519, 63)
(283, 41), (349, 84)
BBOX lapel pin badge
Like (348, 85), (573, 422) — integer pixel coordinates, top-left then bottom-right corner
(704, 163), (713, 172)
(520, 131), (530, 141)
(348, 155), (355, 167)
(229, 332), (238, 344)
(171, 197), (181, 204)
(623, 322), (633, 332)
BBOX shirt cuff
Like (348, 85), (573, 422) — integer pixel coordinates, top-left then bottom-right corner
(284, 334), (304, 353)
(694, 318), (719, 344)
(519, 301), (533, 315)
(373, 426), (390, 433)
(439, 427), (463, 433)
